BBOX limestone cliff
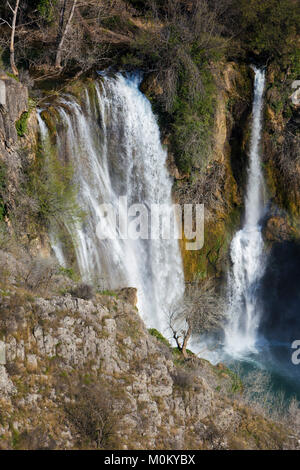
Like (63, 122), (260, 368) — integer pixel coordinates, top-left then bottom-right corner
(0, 267), (298, 450)
(0, 74), (37, 213)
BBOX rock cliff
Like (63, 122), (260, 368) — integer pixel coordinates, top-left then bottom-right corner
(0, 278), (298, 450)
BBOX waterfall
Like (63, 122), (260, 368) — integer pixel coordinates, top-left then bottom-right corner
(38, 73), (184, 333)
(224, 67), (266, 356)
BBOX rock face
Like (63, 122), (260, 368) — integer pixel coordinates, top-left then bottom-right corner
(0, 286), (297, 450)
(263, 216), (295, 242)
(0, 73), (37, 216)
(0, 74), (28, 146)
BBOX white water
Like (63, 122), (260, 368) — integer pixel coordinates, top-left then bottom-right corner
(38, 74), (184, 333)
(224, 68), (266, 356)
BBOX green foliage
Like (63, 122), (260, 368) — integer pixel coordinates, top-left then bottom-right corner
(37, 0), (56, 24)
(148, 328), (171, 347)
(16, 99), (35, 138)
(25, 139), (83, 229)
(125, 2), (221, 174)
(16, 112), (29, 137)
(171, 65), (216, 173)
(58, 266), (77, 281)
(235, 0), (300, 58)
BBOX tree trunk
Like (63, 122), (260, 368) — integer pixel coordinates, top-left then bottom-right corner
(56, 0), (67, 44)
(55, 0), (78, 68)
(10, 0), (20, 76)
(181, 323), (192, 359)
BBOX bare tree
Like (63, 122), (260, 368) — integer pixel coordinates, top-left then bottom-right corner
(55, 0), (78, 68)
(64, 383), (121, 449)
(168, 279), (225, 358)
(0, 0), (21, 76)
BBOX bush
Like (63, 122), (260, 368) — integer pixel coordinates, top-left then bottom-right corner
(64, 383), (119, 449)
(16, 112), (29, 137)
(23, 256), (58, 292)
(172, 369), (194, 389)
(16, 427), (56, 450)
(70, 283), (94, 300)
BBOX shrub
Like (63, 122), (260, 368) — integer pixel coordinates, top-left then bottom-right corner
(37, 0), (55, 24)
(70, 283), (94, 300)
(58, 266), (77, 281)
(23, 256), (58, 292)
(172, 369), (194, 389)
(16, 427), (56, 450)
(16, 112), (29, 137)
(64, 383), (119, 449)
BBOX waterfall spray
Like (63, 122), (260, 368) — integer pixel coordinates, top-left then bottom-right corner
(224, 67), (266, 356)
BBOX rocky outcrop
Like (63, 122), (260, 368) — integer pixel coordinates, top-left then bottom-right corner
(0, 72), (37, 218)
(0, 72), (28, 147)
(263, 215), (296, 242)
(0, 284), (297, 450)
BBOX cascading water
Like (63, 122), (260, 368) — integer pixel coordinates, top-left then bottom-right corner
(224, 67), (266, 356)
(38, 73), (184, 333)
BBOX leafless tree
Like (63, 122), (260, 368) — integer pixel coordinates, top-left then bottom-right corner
(64, 383), (121, 449)
(0, 0), (21, 76)
(168, 278), (225, 358)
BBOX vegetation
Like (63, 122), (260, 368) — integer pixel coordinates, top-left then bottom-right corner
(70, 283), (94, 300)
(0, 0), (298, 174)
(64, 382), (121, 449)
(228, 0), (300, 60)
(15, 111), (29, 136)
(168, 279), (225, 358)
(148, 328), (171, 347)
(23, 141), (82, 230)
